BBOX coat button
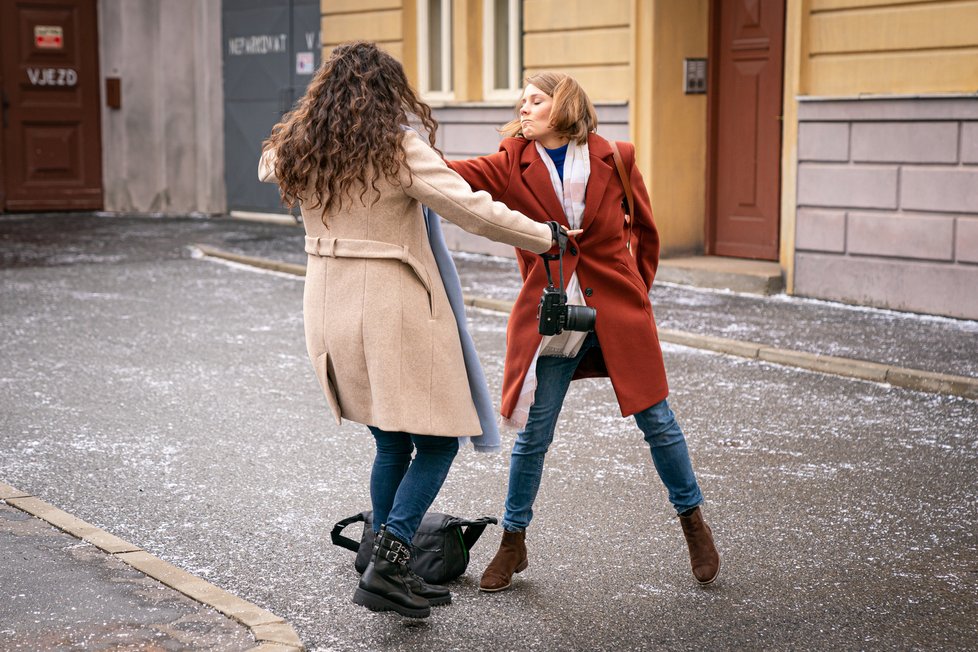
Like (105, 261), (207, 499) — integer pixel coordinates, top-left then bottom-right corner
(584, 287), (593, 297)
(569, 246), (578, 256)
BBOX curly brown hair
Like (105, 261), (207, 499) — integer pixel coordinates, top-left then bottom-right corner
(263, 41), (438, 216)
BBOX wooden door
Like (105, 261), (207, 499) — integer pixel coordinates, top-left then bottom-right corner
(0, 0), (102, 212)
(707, 0), (785, 260)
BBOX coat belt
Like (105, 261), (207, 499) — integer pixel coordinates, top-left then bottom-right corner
(304, 236), (432, 296)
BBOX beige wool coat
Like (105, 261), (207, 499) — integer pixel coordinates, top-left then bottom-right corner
(260, 130), (552, 437)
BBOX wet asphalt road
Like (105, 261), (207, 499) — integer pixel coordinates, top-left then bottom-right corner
(1, 214), (976, 650)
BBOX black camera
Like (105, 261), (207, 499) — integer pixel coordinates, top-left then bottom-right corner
(537, 222), (597, 336)
(537, 285), (596, 335)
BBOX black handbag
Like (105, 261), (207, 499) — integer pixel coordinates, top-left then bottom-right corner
(330, 511), (497, 584)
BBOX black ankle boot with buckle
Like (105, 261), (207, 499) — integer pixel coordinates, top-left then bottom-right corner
(353, 527), (431, 618)
(373, 525), (451, 606)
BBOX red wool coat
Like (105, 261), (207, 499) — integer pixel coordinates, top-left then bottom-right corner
(448, 133), (670, 419)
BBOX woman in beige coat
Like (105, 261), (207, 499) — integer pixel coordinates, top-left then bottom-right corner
(259, 42), (559, 619)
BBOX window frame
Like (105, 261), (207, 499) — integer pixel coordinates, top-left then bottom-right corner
(418, 0), (454, 100)
(483, 0), (522, 101)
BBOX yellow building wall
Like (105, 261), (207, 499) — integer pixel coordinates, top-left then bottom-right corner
(801, 0), (978, 95)
(633, 0), (709, 257)
(779, 0), (978, 291)
(321, 0), (405, 63)
(780, 0), (808, 293)
(453, 0), (483, 101)
(523, 0), (631, 101)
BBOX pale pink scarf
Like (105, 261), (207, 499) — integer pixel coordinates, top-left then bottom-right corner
(502, 140), (590, 430)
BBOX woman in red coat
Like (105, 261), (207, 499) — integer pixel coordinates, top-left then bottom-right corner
(447, 72), (720, 591)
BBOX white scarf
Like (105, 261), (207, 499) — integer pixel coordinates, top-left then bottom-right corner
(503, 140), (590, 430)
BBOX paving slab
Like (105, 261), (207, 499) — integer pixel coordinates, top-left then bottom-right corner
(0, 501), (257, 651)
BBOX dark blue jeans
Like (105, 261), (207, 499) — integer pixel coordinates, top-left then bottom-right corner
(367, 426), (459, 544)
(502, 331), (704, 531)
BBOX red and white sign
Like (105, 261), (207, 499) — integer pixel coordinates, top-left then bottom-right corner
(34, 26), (64, 50)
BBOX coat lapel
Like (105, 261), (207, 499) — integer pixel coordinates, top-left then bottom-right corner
(521, 144), (569, 227)
(582, 133), (615, 231)
(582, 159), (612, 231)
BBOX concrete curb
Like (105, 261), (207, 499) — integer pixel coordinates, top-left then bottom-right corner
(194, 245), (978, 401)
(654, 329), (978, 400)
(0, 482), (304, 652)
(195, 244), (306, 277)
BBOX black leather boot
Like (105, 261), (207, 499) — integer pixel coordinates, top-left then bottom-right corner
(404, 567), (451, 606)
(353, 528), (431, 618)
(373, 525), (451, 606)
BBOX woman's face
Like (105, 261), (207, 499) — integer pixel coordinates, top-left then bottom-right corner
(519, 83), (564, 147)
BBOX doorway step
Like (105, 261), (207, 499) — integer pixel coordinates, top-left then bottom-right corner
(656, 256), (783, 295)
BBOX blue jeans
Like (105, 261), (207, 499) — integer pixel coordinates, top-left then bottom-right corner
(367, 426), (459, 544)
(502, 331), (704, 531)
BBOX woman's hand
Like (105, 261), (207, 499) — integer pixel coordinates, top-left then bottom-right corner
(547, 222), (583, 247)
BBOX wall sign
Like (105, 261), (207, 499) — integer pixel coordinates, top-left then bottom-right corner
(227, 33), (288, 56)
(27, 67), (78, 86)
(296, 52), (314, 75)
(34, 25), (64, 49)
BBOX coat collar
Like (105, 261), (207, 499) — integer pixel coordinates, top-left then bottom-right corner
(519, 140), (569, 227)
(516, 133), (616, 230)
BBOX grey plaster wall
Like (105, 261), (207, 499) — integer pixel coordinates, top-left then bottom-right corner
(795, 97), (978, 320)
(433, 103), (629, 159)
(99, 0), (225, 214)
(433, 103), (629, 257)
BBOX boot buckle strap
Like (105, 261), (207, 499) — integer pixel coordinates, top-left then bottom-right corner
(390, 540), (410, 561)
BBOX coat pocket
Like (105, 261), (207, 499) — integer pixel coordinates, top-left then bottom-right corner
(615, 261), (652, 314)
(401, 261), (435, 318)
(314, 350), (342, 424)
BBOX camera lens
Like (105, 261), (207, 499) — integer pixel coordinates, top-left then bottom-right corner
(563, 305), (596, 332)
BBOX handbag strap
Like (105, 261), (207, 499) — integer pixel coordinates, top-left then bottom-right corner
(330, 512), (367, 553)
(458, 516), (498, 550)
(610, 141), (635, 252)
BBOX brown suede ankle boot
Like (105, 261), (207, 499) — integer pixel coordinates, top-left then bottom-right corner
(679, 506), (720, 585)
(479, 530), (528, 592)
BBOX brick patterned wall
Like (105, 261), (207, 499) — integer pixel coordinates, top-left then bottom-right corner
(795, 98), (978, 320)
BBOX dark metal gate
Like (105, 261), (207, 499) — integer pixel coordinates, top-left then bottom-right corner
(222, 0), (321, 213)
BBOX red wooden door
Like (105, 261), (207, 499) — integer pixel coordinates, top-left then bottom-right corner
(707, 0), (785, 260)
(0, 0), (102, 212)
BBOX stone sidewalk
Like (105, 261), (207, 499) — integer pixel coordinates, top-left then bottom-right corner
(0, 483), (301, 651)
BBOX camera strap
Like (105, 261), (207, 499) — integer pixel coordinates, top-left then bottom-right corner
(540, 252), (563, 295)
(542, 222), (567, 295)
(545, 221), (568, 254)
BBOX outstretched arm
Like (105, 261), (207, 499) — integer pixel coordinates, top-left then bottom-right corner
(258, 149), (277, 183)
(445, 149), (512, 198)
(401, 132), (552, 254)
